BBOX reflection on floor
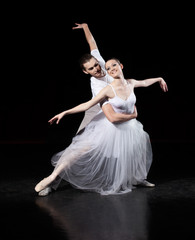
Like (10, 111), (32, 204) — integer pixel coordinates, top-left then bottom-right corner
(0, 141), (195, 240)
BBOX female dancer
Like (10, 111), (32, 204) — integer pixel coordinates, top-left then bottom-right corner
(35, 58), (168, 195)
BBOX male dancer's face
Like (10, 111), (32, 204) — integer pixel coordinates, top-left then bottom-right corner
(83, 58), (105, 78)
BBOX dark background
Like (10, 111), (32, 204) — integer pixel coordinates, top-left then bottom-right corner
(1, 2), (194, 146)
(1, 5), (195, 239)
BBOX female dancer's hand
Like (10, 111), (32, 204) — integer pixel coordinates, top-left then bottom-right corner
(159, 78), (168, 92)
(48, 112), (66, 125)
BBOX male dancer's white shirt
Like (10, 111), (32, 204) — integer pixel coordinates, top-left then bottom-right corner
(77, 49), (113, 133)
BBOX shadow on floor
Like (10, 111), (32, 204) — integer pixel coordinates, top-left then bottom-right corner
(0, 141), (195, 239)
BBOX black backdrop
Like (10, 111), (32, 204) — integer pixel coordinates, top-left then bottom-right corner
(1, 2), (194, 145)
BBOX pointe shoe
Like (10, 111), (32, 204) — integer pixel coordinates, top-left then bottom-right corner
(35, 178), (51, 192)
(38, 187), (52, 196)
(136, 180), (155, 188)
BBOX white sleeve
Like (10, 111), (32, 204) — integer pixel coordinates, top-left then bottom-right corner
(90, 77), (108, 97)
(91, 49), (105, 67)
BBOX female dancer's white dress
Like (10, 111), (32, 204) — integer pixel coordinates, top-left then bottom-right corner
(51, 85), (153, 195)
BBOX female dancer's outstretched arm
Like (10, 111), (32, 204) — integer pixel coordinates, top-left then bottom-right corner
(129, 77), (168, 92)
(48, 85), (111, 125)
(48, 84), (138, 126)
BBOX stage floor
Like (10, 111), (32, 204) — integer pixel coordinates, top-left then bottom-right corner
(1, 142), (195, 240)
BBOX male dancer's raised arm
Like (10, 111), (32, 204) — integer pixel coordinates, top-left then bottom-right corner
(72, 23), (137, 130)
(72, 23), (97, 51)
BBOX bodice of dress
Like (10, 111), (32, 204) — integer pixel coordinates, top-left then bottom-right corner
(108, 84), (136, 114)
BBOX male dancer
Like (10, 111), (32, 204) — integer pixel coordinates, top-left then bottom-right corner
(73, 23), (133, 133)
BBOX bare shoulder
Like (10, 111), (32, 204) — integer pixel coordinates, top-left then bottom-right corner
(99, 84), (113, 96)
(104, 84), (113, 91)
(104, 83), (116, 98)
(126, 78), (137, 86)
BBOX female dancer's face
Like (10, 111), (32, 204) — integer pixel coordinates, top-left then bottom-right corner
(105, 59), (123, 78)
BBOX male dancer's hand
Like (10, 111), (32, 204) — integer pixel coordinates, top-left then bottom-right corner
(72, 23), (87, 30)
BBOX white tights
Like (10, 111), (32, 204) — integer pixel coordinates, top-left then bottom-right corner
(35, 146), (90, 192)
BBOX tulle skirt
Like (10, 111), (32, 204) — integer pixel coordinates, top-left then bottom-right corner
(51, 112), (153, 195)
